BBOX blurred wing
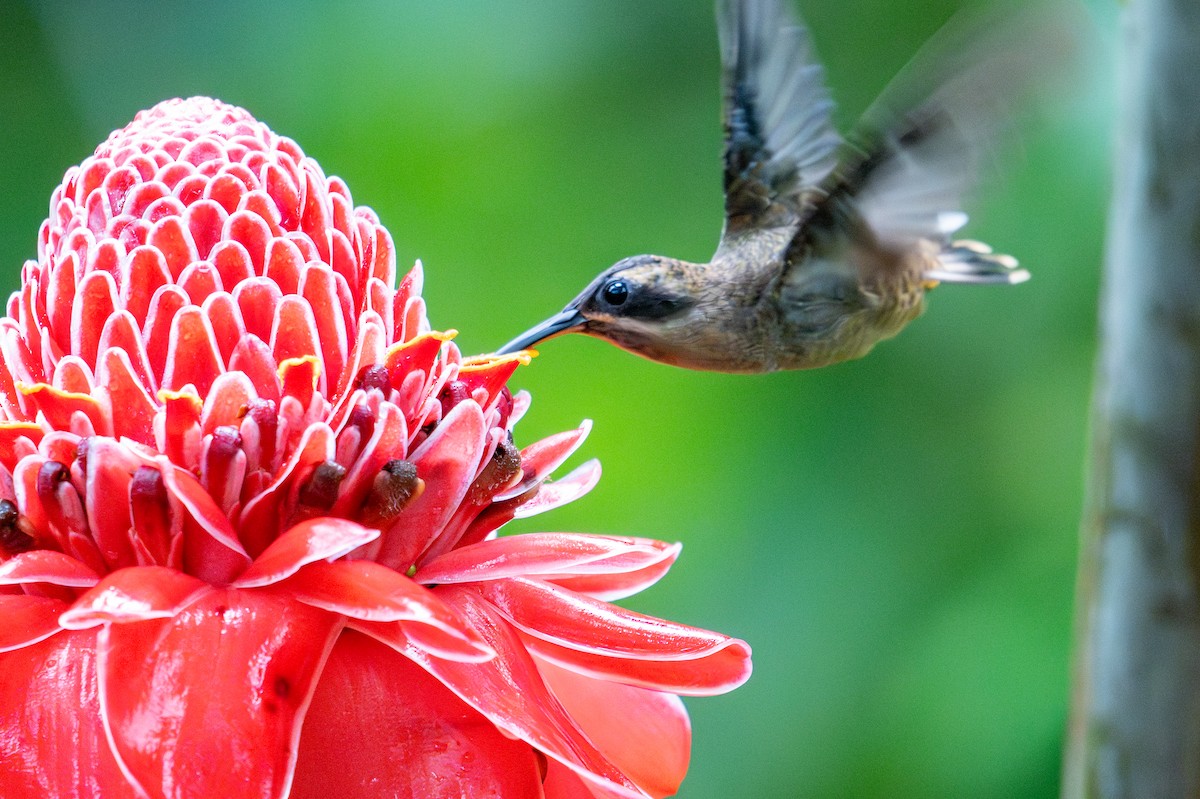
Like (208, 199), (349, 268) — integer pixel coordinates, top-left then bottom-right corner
(822, 2), (1082, 254)
(717, 0), (841, 244)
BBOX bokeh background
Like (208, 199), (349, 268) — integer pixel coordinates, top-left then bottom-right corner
(0, 1), (1113, 796)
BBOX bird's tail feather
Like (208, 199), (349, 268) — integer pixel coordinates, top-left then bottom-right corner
(926, 239), (1029, 285)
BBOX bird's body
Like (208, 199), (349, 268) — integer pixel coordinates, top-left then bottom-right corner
(497, 0), (1054, 372)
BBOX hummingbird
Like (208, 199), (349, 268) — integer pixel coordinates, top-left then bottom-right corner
(495, 0), (1060, 373)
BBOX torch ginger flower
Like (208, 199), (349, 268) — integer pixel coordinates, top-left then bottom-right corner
(0, 97), (751, 798)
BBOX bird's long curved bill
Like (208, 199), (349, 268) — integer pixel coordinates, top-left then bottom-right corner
(496, 309), (586, 355)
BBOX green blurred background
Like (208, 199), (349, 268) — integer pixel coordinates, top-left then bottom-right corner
(0, 0), (1112, 796)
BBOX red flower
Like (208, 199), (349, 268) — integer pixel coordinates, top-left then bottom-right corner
(0, 97), (750, 798)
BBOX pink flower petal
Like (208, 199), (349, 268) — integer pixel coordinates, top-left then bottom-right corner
(413, 586), (645, 799)
(283, 560), (485, 652)
(512, 458), (602, 520)
(71, 270), (118, 369)
(161, 306), (224, 396)
(539, 658), (690, 799)
(142, 286), (188, 382)
(544, 762), (612, 799)
(96, 348), (157, 445)
(299, 265), (348, 399)
(237, 422), (335, 557)
(547, 550), (680, 602)
(18, 383), (109, 439)
(233, 517), (380, 588)
(416, 533), (680, 587)
(0, 594), (69, 651)
(0, 628), (138, 798)
(456, 353), (529, 414)
(99, 589), (340, 799)
(157, 457), (251, 582)
(59, 565), (208, 628)
(348, 617), (494, 664)
(474, 577), (753, 696)
(82, 437), (139, 570)
(291, 629), (542, 799)
(329, 402), (408, 518)
(0, 550), (100, 589)
(495, 420), (593, 502)
(376, 400), (486, 572)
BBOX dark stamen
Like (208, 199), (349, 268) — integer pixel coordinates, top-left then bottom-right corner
(0, 499), (35, 554)
(297, 460), (347, 511)
(360, 459), (422, 527)
(467, 436), (522, 505)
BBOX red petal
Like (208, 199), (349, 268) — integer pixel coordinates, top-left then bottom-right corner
(233, 517), (380, 588)
(270, 296), (321, 383)
(71, 270), (118, 369)
(411, 587), (644, 799)
(474, 578), (753, 696)
(0, 549), (100, 589)
(234, 276), (284, 343)
(291, 629), (542, 799)
(185, 198), (227, 259)
(142, 285), (189, 382)
(82, 437), (139, 570)
(178, 261), (221, 303)
(513, 459), (602, 519)
(416, 533), (680, 588)
(548, 550), (679, 602)
(456, 353), (529, 414)
(161, 306), (224, 396)
(544, 762), (608, 799)
(122, 245), (171, 323)
(237, 423), (335, 557)
(18, 383), (109, 438)
(205, 172), (247, 215)
(0, 594), (69, 651)
(200, 372), (256, 434)
(0, 628), (138, 798)
(540, 658), (690, 799)
(225, 209), (271, 274)
(228, 334), (281, 405)
(59, 566), (207, 628)
(495, 420), (592, 501)
(99, 589), (340, 799)
(157, 457), (250, 582)
(265, 236), (304, 295)
(94, 309), (154, 395)
(376, 400), (487, 572)
(329, 402), (408, 518)
(202, 292), (245, 368)
(147, 215), (199, 279)
(211, 240), (254, 291)
(96, 349), (157, 445)
(299, 265), (348, 399)
(284, 560), (486, 650)
(348, 617), (494, 664)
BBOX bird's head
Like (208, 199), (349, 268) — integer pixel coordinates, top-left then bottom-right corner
(496, 255), (700, 359)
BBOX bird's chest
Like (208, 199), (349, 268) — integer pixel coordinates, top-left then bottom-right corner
(765, 251), (927, 370)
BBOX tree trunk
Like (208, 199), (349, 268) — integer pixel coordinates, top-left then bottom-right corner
(1061, 1), (1200, 797)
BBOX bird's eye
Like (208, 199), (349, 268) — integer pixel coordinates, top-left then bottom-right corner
(601, 280), (629, 306)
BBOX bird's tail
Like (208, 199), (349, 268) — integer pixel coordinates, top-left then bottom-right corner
(925, 239), (1029, 285)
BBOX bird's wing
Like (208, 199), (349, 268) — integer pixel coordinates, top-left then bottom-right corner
(787, 2), (1081, 279)
(716, 0), (841, 245)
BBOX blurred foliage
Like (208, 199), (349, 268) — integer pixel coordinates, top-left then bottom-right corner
(0, 0), (1113, 796)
